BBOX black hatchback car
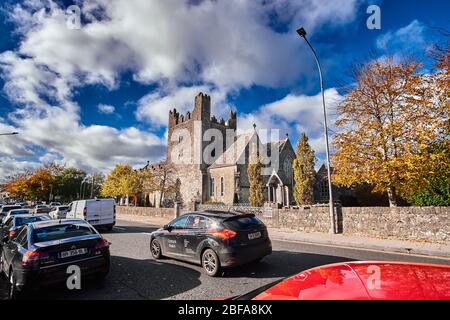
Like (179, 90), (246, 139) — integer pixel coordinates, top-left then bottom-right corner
(150, 211), (272, 276)
(0, 219), (110, 298)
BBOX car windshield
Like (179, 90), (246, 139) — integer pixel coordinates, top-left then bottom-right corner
(32, 223), (96, 243)
(10, 209), (30, 215)
(2, 206), (21, 213)
(15, 216), (50, 227)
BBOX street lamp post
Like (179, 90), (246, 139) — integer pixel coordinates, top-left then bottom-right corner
(0, 132), (19, 136)
(296, 27), (337, 234)
(49, 184), (53, 204)
(90, 175), (95, 198)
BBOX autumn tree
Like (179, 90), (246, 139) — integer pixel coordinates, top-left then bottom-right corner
(293, 133), (316, 205)
(248, 154), (265, 207)
(144, 161), (179, 207)
(101, 164), (142, 205)
(3, 172), (31, 199)
(27, 168), (54, 201)
(409, 38), (450, 206)
(332, 56), (449, 206)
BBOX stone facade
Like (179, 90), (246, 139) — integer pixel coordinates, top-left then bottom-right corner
(144, 92), (295, 208)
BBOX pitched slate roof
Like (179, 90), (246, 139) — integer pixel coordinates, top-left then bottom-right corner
(209, 131), (258, 168)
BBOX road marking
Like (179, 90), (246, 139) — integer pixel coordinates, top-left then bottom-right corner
(272, 238), (450, 261)
(113, 226), (127, 231)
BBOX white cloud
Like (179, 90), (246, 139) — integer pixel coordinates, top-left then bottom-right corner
(239, 88), (344, 153)
(376, 20), (427, 53)
(0, 157), (41, 183)
(136, 85), (232, 127)
(6, 0), (363, 91)
(0, 0), (362, 178)
(97, 104), (115, 114)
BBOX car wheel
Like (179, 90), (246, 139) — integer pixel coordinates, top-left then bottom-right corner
(150, 239), (162, 259)
(202, 249), (221, 277)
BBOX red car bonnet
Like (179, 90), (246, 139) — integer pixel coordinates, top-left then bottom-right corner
(253, 261), (450, 300)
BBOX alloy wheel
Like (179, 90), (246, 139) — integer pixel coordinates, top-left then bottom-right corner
(151, 240), (161, 258)
(203, 251), (217, 274)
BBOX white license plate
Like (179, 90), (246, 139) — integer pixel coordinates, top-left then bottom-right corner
(248, 231), (261, 240)
(60, 248), (87, 258)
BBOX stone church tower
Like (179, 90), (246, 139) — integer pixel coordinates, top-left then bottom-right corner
(166, 92), (237, 206)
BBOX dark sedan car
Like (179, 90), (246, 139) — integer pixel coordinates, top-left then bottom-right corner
(0, 219), (110, 299)
(150, 211), (272, 276)
(0, 205), (22, 220)
(0, 214), (51, 243)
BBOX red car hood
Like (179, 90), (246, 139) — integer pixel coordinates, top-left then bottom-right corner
(253, 261), (450, 300)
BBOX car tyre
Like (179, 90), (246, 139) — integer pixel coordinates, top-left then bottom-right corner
(150, 239), (162, 259)
(202, 249), (221, 277)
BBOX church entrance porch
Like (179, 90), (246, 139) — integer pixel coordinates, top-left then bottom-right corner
(266, 171), (289, 207)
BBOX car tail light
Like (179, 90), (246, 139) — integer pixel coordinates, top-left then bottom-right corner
(22, 250), (49, 266)
(207, 229), (237, 241)
(83, 207), (87, 217)
(95, 238), (110, 250)
(8, 230), (15, 238)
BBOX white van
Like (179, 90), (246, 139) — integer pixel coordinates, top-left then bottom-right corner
(66, 198), (116, 230)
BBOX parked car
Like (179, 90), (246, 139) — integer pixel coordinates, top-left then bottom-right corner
(0, 205), (22, 220)
(150, 211), (272, 276)
(225, 261), (450, 300)
(33, 205), (50, 214)
(66, 199), (116, 231)
(49, 202), (61, 208)
(0, 219), (110, 299)
(49, 205), (70, 219)
(0, 214), (51, 245)
(1, 208), (33, 225)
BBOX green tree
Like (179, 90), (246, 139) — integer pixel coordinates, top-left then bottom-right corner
(248, 156), (265, 207)
(53, 167), (87, 202)
(293, 133), (316, 205)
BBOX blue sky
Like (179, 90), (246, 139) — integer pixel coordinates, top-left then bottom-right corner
(0, 0), (448, 178)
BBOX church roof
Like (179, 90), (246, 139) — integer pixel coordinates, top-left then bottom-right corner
(209, 131), (257, 168)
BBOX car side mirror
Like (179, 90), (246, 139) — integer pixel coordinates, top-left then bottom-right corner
(164, 224), (173, 232)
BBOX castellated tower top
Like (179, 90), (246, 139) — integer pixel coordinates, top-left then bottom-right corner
(193, 92), (211, 122)
(167, 92), (236, 130)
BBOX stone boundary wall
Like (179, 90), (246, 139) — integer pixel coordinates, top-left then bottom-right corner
(116, 205), (175, 219)
(116, 204), (450, 242)
(342, 207), (450, 242)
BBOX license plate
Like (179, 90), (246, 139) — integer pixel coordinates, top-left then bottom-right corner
(59, 248), (87, 258)
(248, 231), (261, 240)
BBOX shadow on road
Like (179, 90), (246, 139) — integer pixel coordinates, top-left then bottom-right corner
(221, 250), (355, 279)
(2, 255), (202, 300)
(101, 224), (160, 235)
